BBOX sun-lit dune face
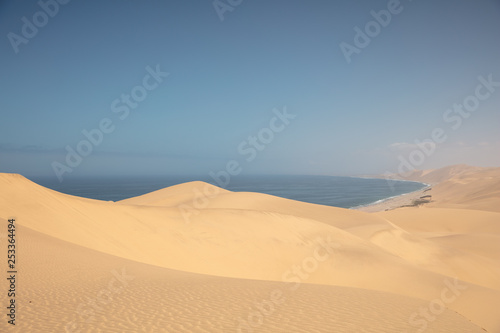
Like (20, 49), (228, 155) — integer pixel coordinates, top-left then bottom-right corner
(118, 180), (229, 207)
(425, 168), (500, 212)
(1, 165), (500, 332)
(0, 223), (486, 333)
(380, 165), (500, 212)
(387, 164), (482, 184)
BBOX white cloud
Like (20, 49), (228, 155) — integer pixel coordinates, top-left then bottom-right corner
(388, 142), (418, 151)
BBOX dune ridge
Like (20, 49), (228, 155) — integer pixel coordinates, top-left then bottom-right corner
(1, 164), (499, 332)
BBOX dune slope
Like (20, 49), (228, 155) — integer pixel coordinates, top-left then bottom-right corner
(0, 222), (487, 333)
(1, 166), (499, 332)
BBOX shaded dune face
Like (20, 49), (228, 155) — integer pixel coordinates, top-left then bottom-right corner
(0, 165), (499, 332)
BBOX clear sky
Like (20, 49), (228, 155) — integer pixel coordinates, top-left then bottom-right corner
(1, 0), (499, 181)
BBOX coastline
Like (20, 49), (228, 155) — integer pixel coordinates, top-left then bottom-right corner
(353, 183), (432, 213)
(1, 165), (499, 332)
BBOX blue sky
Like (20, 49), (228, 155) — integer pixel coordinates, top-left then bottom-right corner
(1, 0), (499, 181)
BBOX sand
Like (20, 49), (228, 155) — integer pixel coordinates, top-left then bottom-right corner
(362, 164), (500, 212)
(0, 164), (499, 332)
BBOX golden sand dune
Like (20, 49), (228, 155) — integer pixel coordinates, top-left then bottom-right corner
(119, 181), (230, 207)
(1, 165), (499, 332)
(395, 164), (484, 184)
(1, 223), (486, 333)
(389, 164), (500, 212)
(427, 167), (500, 212)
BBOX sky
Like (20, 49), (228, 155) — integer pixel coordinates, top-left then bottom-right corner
(0, 0), (499, 181)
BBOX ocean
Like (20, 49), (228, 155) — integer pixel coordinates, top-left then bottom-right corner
(30, 175), (427, 209)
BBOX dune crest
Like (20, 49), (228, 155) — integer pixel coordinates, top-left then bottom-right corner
(1, 166), (499, 332)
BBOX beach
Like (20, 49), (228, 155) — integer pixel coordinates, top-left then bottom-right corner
(0, 164), (499, 332)
(355, 187), (431, 212)
(358, 164), (500, 213)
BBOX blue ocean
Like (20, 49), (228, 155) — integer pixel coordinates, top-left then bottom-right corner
(30, 175), (426, 209)
(32, 175), (426, 208)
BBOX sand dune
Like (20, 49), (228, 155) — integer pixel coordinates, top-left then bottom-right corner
(426, 167), (500, 212)
(385, 164), (500, 212)
(1, 223), (486, 333)
(387, 164), (483, 184)
(119, 181), (229, 207)
(1, 165), (499, 332)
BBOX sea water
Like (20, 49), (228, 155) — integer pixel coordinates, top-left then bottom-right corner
(31, 175), (427, 209)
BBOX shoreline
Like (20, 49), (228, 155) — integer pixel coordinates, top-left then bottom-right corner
(353, 184), (432, 213)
